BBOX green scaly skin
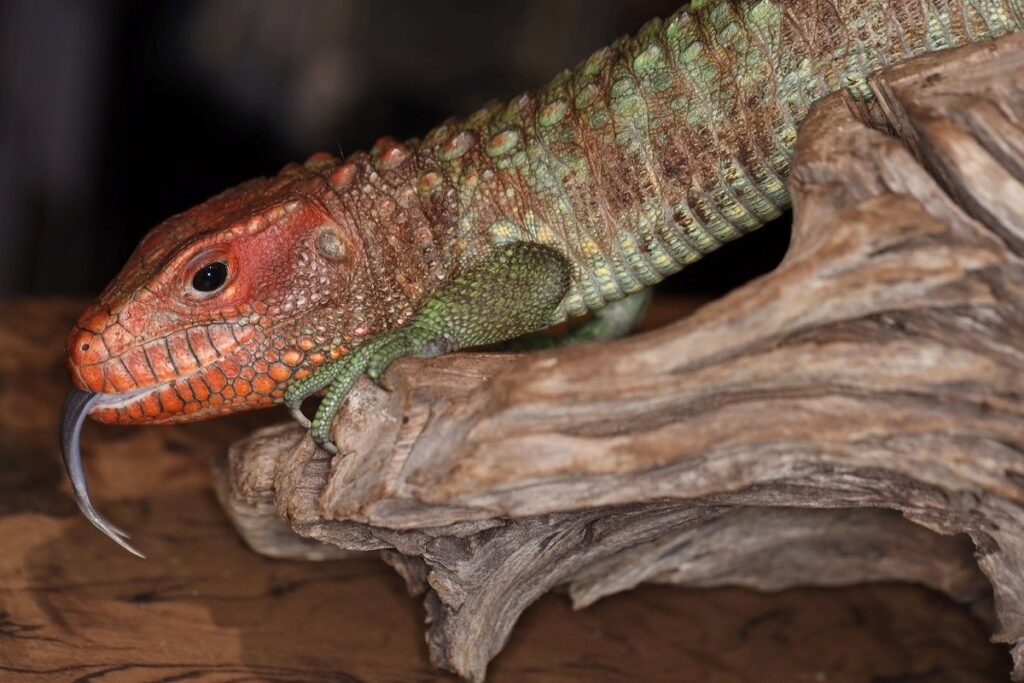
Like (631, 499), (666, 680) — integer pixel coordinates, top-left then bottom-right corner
(288, 242), (571, 447)
(286, 0), (1024, 449)
(67, 0), (1023, 451)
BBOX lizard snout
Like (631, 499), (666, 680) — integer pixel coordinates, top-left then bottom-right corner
(66, 325), (111, 392)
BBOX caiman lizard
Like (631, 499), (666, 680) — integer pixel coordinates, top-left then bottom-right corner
(60, 0), (1023, 555)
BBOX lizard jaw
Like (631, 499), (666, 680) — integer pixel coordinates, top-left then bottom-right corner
(77, 371), (209, 425)
(61, 357), (290, 557)
(61, 355), (262, 557)
(83, 378), (189, 422)
(77, 355), (285, 425)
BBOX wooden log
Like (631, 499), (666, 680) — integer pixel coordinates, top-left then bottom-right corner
(6, 310), (1006, 683)
(218, 33), (1024, 681)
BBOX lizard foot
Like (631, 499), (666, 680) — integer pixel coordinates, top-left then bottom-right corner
(284, 327), (441, 451)
(284, 242), (570, 452)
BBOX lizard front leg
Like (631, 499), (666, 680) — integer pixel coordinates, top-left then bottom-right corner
(285, 241), (571, 451)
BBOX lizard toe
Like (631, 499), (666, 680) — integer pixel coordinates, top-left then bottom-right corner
(289, 406), (312, 429)
(366, 334), (414, 382)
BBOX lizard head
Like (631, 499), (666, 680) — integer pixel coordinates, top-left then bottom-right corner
(65, 163), (366, 425)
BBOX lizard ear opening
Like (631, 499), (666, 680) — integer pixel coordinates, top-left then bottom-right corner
(315, 227), (347, 262)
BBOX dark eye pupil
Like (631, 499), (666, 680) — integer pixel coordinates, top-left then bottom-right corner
(192, 261), (228, 293)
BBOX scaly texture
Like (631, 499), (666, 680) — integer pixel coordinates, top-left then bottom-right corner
(66, 0), (1022, 431)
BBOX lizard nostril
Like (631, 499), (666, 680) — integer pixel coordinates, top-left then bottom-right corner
(68, 327), (110, 369)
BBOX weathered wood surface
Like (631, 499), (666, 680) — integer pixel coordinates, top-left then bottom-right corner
(219, 33), (1024, 682)
(3, 299), (1009, 681)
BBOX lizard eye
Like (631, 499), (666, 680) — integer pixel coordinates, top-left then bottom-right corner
(191, 261), (229, 293)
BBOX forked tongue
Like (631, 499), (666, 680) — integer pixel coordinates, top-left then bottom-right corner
(60, 388), (146, 558)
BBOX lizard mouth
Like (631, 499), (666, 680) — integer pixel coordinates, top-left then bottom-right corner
(67, 316), (281, 425)
(62, 354), (292, 556)
(60, 361), (289, 557)
(73, 369), (210, 425)
(74, 354), (285, 425)
(60, 360), (283, 558)
(82, 373), (198, 424)
(60, 375), (224, 557)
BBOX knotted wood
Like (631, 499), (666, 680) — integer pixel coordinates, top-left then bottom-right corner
(218, 33), (1024, 682)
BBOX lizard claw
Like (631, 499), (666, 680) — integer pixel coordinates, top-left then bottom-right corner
(288, 397), (337, 452)
(289, 402), (341, 455)
(288, 405), (312, 429)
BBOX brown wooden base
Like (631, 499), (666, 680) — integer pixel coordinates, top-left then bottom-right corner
(0, 299), (1009, 681)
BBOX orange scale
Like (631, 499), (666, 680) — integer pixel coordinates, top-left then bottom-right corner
(204, 369), (228, 393)
(176, 381), (195, 402)
(78, 364), (105, 393)
(305, 151), (333, 166)
(329, 163), (357, 189)
(252, 375), (275, 395)
(380, 144), (409, 169)
(141, 394), (162, 418)
(167, 332), (200, 374)
(106, 360), (138, 392)
(144, 341), (177, 383)
(125, 402), (145, 421)
(219, 358), (242, 379)
(268, 363), (292, 383)
(189, 376), (211, 401)
(160, 391), (184, 414)
(187, 327), (219, 366)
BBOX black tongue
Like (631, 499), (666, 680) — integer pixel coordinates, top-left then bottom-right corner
(60, 388), (146, 558)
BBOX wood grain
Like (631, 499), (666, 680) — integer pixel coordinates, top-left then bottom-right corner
(219, 32), (1024, 682)
(0, 299), (1009, 682)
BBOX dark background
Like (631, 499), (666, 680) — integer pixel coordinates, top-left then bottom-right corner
(1, 0), (789, 298)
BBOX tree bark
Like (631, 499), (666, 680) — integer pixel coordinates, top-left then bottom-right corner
(217, 33), (1024, 682)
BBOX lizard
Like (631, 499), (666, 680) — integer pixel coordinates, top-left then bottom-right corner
(61, 0), (1024, 557)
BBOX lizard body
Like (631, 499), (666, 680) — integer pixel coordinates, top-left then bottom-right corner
(63, 0), (1023, 553)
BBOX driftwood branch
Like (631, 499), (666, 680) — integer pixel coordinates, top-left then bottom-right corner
(217, 33), (1024, 681)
